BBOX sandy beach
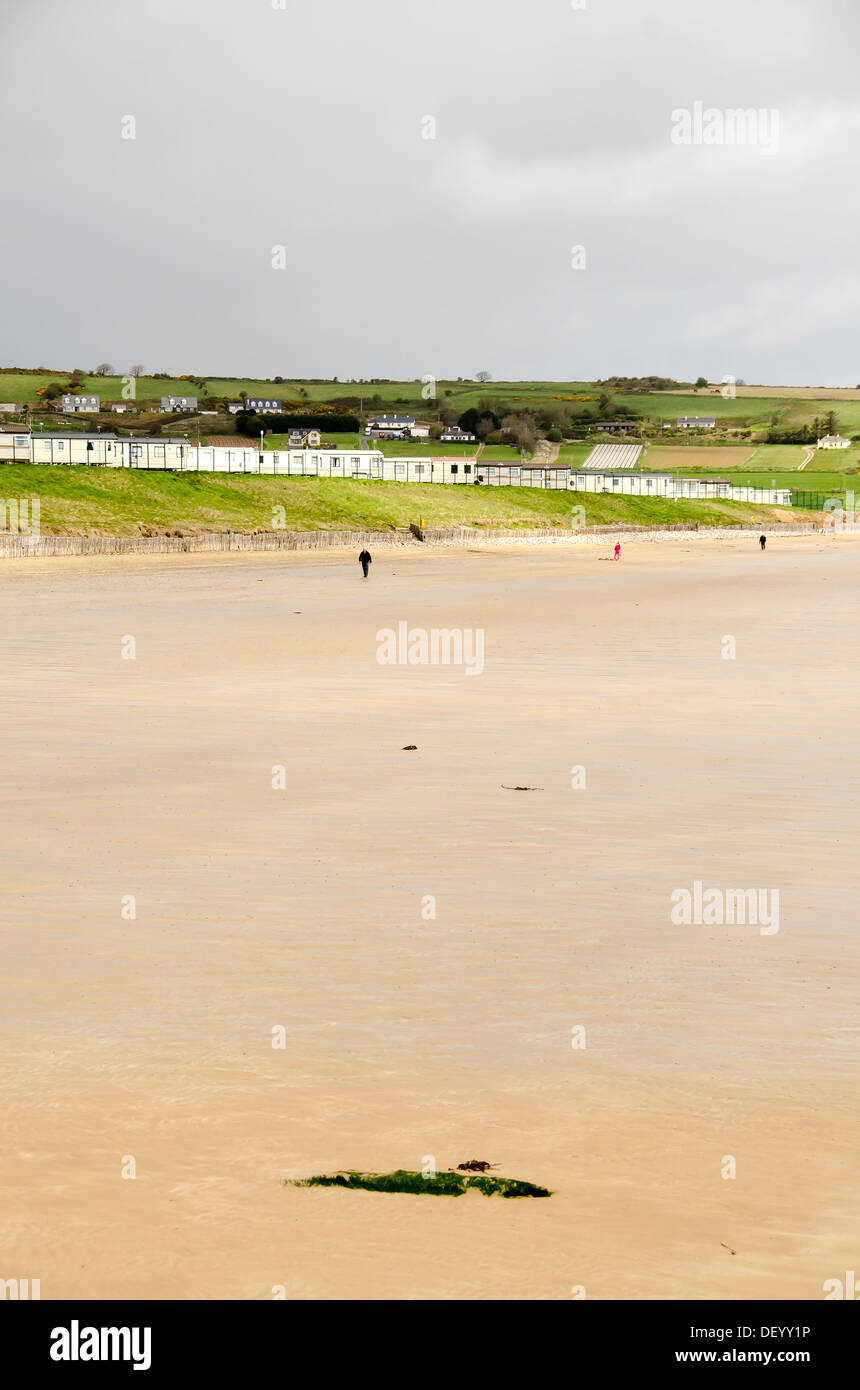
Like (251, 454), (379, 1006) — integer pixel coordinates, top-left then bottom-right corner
(1, 532), (858, 1300)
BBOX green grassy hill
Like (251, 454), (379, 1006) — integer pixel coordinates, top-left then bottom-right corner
(0, 464), (809, 538)
(4, 373), (859, 437)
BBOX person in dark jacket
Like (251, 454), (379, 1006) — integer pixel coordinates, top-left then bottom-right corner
(759, 534), (766, 550)
(359, 548), (372, 578)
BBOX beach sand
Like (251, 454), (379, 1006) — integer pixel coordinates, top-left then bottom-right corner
(1, 533), (858, 1300)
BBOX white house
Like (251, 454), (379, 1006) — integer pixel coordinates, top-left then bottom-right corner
(441, 426), (476, 443)
(61, 394), (100, 413)
(287, 428), (322, 447)
(245, 398), (282, 413)
(160, 396), (198, 412)
(677, 416), (716, 429)
(817, 434), (850, 449)
(0, 403), (22, 415)
(365, 414), (415, 437)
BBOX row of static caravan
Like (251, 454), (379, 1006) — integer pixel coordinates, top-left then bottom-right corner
(21, 436), (571, 488)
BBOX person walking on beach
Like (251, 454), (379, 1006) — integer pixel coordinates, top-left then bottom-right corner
(614, 542), (621, 561)
(759, 534), (766, 551)
(359, 548), (372, 578)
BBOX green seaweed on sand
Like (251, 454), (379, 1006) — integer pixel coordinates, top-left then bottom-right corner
(286, 1169), (550, 1198)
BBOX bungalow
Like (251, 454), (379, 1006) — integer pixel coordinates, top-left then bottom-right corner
(677, 416), (716, 429)
(61, 394), (100, 413)
(0, 403), (22, 415)
(409, 423), (431, 439)
(160, 396), (198, 412)
(817, 434), (850, 449)
(441, 426), (476, 442)
(0, 427), (31, 462)
(592, 420), (638, 434)
(365, 414), (415, 437)
(287, 428), (322, 447)
(245, 398), (282, 413)
(227, 403), (244, 414)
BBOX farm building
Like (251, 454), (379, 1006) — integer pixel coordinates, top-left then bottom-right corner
(61, 394), (100, 413)
(817, 434), (850, 449)
(677, 416), (716, 429)
(0, 428), (31, 461)
(160, 396), (198, 412)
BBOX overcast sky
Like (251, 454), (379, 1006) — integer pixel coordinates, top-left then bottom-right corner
(2, 0), (858, 384)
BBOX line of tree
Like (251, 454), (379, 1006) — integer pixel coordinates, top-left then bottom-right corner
(766, 413), (841, 443)
(235, 411), (359, 435)
(456, 394), (641, 447)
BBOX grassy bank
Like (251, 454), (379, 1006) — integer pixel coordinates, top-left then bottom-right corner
(0, 464), (809, 536)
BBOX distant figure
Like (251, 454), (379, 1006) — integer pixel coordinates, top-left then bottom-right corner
(359, 548), (372, 578)
(614, 542), (621, 561)
(759, 534), (766, 551)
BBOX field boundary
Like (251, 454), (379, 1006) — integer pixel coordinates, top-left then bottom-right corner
(0, 521), (821, 560)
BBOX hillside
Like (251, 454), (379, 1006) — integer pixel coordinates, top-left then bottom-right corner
(0, 464), (809, 538)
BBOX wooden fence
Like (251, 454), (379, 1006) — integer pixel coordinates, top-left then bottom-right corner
(0, 521), (819, 560)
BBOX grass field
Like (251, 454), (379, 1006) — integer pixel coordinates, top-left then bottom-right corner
(262, 432), (361, 451)
(476, 444), (526, 460)
(556, 444), (597, 467)
(0, 464), (806, 536)
(4, 372), (860, 440)
(639, 445), (757, 471)
(374, 439), (482, 458)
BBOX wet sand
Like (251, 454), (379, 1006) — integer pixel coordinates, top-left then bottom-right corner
(1, 533), (858, 1300)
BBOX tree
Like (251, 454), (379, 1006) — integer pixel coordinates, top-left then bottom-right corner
(129, 364), (145, 378)
(502, 413), (537, 455)
(94, 362), (114, 376)
(475, 371), (492, 383)
(695, 376), (708, 388)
